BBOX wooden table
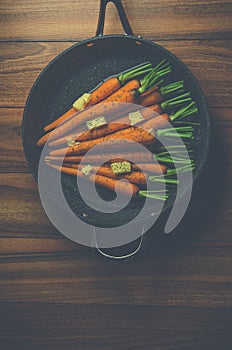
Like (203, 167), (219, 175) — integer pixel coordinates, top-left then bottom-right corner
(0, 1), (232, 349)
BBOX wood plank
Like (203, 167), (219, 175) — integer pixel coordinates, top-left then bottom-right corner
(0, 40), (231, 108)
(0, 0), (231, 41)
(0, 246), (232, 307)
(0, 303), (231, 350)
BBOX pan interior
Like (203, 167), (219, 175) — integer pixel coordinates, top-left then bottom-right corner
(23, 36), (209, 228)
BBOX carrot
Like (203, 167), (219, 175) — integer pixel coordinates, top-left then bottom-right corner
(38, 103), (136, 147)
(147, 104), (163, 115)
(131, 163), (167, 174)
(44, 65), (171, 142)
(49, 122), (128, 148)
(38, 104), (161, 148)
(44, 107), (78, 132)
(45, 151), (154, 164)
(48, 106), (158, 148)
(49, 126), (154, 157)
(100, 79), (140, 103)
(43, 62), (153, 132)
(146, 92), (192, 115)
(47, 92), (191, 148)
(98, 63), (170, 105)
(39, 60), (171, 146)
(46, 103), (126, 142)
(141, 113), (170, 130)
(49, 114), (171, 157)
(36, 130), (53, 147)
(140, 81), (185, 107)
(86, 77), (120, 107)
(47, 162), (139, 196)
(53, 160), (166, 176)
(140, 91), (163, 106)
(68, 161), (167, 175)
(60, 162), (148, 185)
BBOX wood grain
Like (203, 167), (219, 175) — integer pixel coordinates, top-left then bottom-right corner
(0, 0), (231, 41)
(0, 303), (231, 350)
(0, 1), (232, 349)
(0, 40), (231, 107)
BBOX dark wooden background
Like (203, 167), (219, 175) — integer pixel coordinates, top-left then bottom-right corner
(0, 1), (232, 349)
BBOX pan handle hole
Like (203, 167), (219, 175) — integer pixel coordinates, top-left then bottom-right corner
(136, 41), (143, 45)
(87, 42), (94, 47)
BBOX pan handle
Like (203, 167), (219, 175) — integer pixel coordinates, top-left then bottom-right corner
(93, 225), (145, 260)
(96, 0), (134, 36)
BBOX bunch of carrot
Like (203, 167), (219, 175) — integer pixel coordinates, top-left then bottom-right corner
(37, 59), (198, 199)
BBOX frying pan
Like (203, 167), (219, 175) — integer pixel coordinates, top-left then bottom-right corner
(22, 0), (210, 253)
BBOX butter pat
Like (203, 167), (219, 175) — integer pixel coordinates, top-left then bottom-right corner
(128, 111), (144, 125)
(148, 128), (155, 136)
(81, 164), (93, 176)
(86, 116), (107, 130)
(111, 161), (131, 175)
(66, 138), (80, 147)
(72, 93), (91, 110)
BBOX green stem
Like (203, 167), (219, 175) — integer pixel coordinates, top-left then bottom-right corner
(138, 66), (172, 93)
(158, 126), (194, 132)
(149, 176), (179, 185)
(118, 62), (152, 84)
(173, 121), (200, 126)
(156, 126), (194, 139)
(166, 164), (195, 175)
(139, 190), (169, 200)
(169, 102), (198, 122)
(153, 59), (171, 73)
(156, 150), (193, 158)
(158, 145), (192, 151)
(160, 92), (192, 109)
(155, 156), (194, 164)
(160, 81), (185, 96)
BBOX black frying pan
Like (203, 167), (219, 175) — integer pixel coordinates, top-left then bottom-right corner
(23, 0), (210, 231)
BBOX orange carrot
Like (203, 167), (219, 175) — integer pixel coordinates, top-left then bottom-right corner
(87, 77), (120, 105)
(140, 91), (163, 106)
(43, 62), (153, 132)
(45, 151), (154, 164)
(49, 122), (129, 148)
(49, 114), (170, 157)
(49, 127), (154, 157)
(36, 130), (53, 147)
(44, 77), (121, 132)
(138, 85), (159, 98)
(49, 106), (158, 148)
(140, 81), (185, 107)
(44, 107), (78, 132)
(39, 105), (163, 148)
(44, 69), (165, 142)
(100, 79), (140, 103)
(47, 102), (129, 142)
(147, 104), (163, 115)
(131, 163), (167, 174)
(64, 161), (166, 175)
(62, 162), (147, 185)
(47, 162), (139, 196)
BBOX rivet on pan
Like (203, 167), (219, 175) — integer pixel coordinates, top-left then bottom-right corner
(87, 42), (94, 47)
(82, 212), (89, 218)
